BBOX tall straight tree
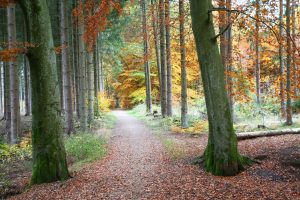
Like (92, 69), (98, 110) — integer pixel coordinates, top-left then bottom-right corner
(60, 0), (74, 135)
(87, 48), (94, 125)
(141, 0), (152, 113)
(189, 0), (250, 176)
(279, 0), (285, 118)
(18, 0), (69, 184)
(150, 0), (161, 103)
(165, 0), (172, 116)
(7, 2), (20, 144)
(286, 0), (293, 125)
(179, 0), (188, 128)
(255, 0), (261, 105)
(159, 0), (167, 117)
(226, 0), (233, 114)
(78, 2), (87, 131)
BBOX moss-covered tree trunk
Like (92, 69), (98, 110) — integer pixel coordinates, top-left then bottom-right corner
(189, 0), (248, 176)
(18, 0), (69, 184)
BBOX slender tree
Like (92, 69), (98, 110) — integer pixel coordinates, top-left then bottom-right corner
(18, 0), (69, 184)
(78, 3), (87, 131)
(159, 0), (167, 117)
(226, 0), (233, 115)
(150, 0), (161, 104)
(286, 0), (293, 125)
(7, 2), (20, 144)
(179, 0), (188, 128)
(60, 0), (74, 135)
(189, 0), (250, 176)
(87, 48), (94, 124)
(141, 0), (152, 113)
(165, 0), (172, 116)
(255, 0), (261, 105)
(279, 0), (285, 118)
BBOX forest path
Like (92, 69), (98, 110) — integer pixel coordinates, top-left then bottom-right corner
(10, 111), (300, 200)
(11, 110), (173, 200)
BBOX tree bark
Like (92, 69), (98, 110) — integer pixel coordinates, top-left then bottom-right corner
(78, 8), (87, 131)
(18, 0), (69, 184)
(60, 0), (74, 135)
(189, 0), (249, 176)
(159, 0), (167, 117)
(7, 2), (20, 144)
(4, 63), (11, 138)
(141, 0), (153, 113)
(279, 0), (286, 118)
(150, 0), (162, 104)
(165, 0), (172, 117)
(286, 0), (293, 125)
(24, 56), (30, 116)
(255, 0), (261, 105)
(226, 0), (233, 116)
(179, 0), (188, 128)
(87, 49), (94, 125)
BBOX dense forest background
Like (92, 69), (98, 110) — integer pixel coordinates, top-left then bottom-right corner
(0, 0), (299, 199)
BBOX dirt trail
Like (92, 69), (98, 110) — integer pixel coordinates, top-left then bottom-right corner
(9, 111), (300, 200)
(10, 111), (170, 200)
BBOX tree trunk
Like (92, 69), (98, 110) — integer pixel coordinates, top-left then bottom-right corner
(94, 42), (100, 116)
(286, 0), (293, 125)
(179, 0), (188, 128)
(255, 0), (261, 105)
(165, 0), (172, 116)
(226, 0), (234, 115)
(60, 0), (74, 135)
(219, 0), (227, 67)
(78, 9), (87, 131)
(279, 0), (285, 118)
(18, 0), (69, 184)
(87, 50), (94, 125)
(141, 0), (153, 113)
(159, 0), (167, 117)
(189, 0), (249, 176)
(0, 62), (3, 115)
(72, 0), (80, 118)
(4, 63), (11, 138)
(24, 56), (30, 116)
(150, 0), (161, 104)
(291, 3), (297, 96)
(7, 3), (20, 144)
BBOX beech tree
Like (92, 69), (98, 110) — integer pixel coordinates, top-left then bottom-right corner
(189, 0), (250, 176)
(7, 2), (20, 144)
(159, 0), (167, 117)
(141, 0), (152, 113)
(179, 0), (188, 128)
(18, 0), (69, 184)
(60, 0), (74, 135)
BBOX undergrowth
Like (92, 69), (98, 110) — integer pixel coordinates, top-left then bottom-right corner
(65, 133), (107, 170)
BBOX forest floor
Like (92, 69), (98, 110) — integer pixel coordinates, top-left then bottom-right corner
(7, 111), (300, 200)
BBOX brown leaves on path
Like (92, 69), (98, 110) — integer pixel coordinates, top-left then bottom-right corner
(9, 111), (300, 200)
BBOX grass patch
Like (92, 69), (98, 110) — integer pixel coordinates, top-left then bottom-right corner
(65, 133), (107, 170)
(162, 138), (186, 160)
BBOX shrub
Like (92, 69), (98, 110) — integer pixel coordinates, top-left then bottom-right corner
(65, 133), (107, 164)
